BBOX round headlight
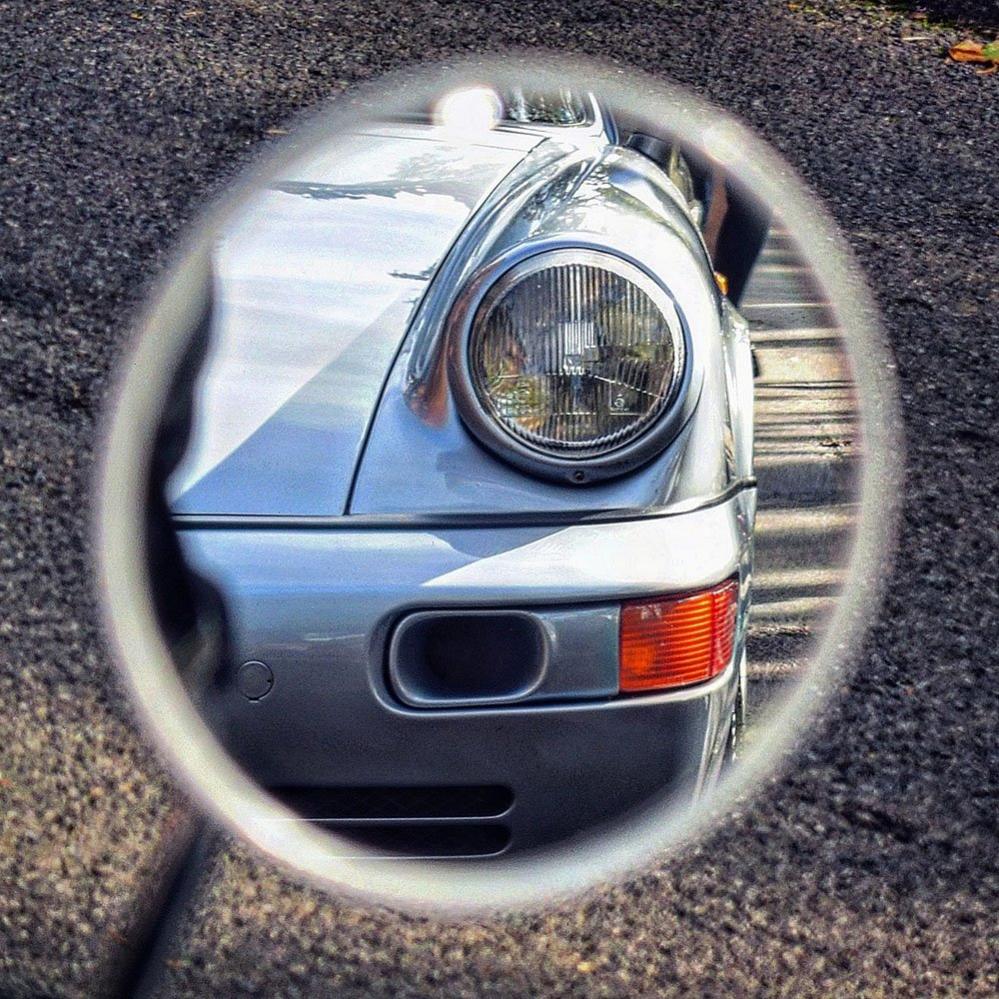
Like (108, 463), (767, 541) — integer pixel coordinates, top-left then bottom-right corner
(466, 250), (686, 464)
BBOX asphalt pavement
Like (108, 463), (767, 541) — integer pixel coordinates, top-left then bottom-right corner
(2, 1), (997, 996)
(744, 228), (859, 715)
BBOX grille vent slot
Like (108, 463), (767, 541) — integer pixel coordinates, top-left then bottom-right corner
(269, 785), (513, 858)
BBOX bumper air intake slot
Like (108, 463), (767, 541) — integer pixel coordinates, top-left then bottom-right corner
(389, 610), (548, 707)
(319, 823), (510, 858)
(270, 784), (512, 819)
(269, 785), (514, 858)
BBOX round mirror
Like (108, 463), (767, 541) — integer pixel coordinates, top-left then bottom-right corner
(96, 55), (899, 913)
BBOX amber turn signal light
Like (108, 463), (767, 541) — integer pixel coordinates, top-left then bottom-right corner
(619, 579), (740, 693)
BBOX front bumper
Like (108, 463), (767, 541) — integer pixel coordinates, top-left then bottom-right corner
(177, 492), (753, 854)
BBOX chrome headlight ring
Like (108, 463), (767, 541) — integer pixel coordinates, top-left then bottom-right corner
(446, 242), (699, 485)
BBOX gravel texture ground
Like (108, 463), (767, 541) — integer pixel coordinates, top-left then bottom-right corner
(871, 0), (998, 30)
(856, 0), (999, 33)
(2, 1), (997, 996)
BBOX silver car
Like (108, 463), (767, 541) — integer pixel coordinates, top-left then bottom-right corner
(159, 89), (757, 857)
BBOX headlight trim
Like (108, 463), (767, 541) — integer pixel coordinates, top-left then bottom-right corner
(447, 240), (698, 485)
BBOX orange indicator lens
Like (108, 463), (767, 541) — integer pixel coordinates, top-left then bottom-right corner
(619, 579), (739, 693)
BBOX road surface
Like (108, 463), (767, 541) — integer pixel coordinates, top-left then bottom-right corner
(1, 1), (996, 996)
(745, 228), (859, 716)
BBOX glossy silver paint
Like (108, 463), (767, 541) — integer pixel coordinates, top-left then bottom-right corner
(351, 140), (738, 515)
(168, 106), (757, 852)
(169, 126), (542, 515)
(176, 494), (750, 852)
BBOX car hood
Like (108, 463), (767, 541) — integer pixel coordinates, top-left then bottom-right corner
(168, 125), (542, 516)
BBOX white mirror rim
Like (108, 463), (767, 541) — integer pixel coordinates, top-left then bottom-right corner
(95, 54), (901, 915)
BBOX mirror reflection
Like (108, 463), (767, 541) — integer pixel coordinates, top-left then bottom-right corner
(145, 84), (859, 860)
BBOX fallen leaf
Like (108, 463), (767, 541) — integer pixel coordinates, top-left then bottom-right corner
(948, 39), (995, 64)
(576, 960), (596, 973)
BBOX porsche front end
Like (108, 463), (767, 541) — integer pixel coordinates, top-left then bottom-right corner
(164, 97), (757, 856)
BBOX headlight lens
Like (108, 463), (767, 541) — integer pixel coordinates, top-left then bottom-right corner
(467, 250), (685, 459)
